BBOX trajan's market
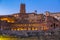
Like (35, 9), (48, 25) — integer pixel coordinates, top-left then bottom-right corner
(0, 3), (60, 31)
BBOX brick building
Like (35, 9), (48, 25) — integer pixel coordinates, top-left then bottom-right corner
(0, 3), (60, 31)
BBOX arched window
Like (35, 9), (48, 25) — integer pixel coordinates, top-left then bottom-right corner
(51, 23), (57, 29)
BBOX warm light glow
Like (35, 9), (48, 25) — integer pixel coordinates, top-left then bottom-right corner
(32, 27), (35, 30)
(35, 28), (38, 30)
(20, 28), (24, 30)
(14, 14), (19, 17)
(17, 28), (27, 31)
(32, 27), (38, 30)
(17, 28), (20, 31)
(11, 24), (49, 31)
(0, 17), (15, 23)
(43, 26), (48, 31)
(28, 28), (31, 30)
(11, 27), (38, 31)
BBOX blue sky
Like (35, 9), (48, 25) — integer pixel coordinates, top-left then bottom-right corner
(0, 0), (60, 15)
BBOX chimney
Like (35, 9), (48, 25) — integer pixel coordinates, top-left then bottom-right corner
(20, 4), (26, 13)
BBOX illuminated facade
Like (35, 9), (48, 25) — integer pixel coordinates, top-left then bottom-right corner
(0, 4), (60, 31)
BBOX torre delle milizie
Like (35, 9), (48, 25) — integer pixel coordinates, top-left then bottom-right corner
(0, 4), (60, 31)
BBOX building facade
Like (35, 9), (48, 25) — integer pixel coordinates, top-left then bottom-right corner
(0, 4), (60, 31)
